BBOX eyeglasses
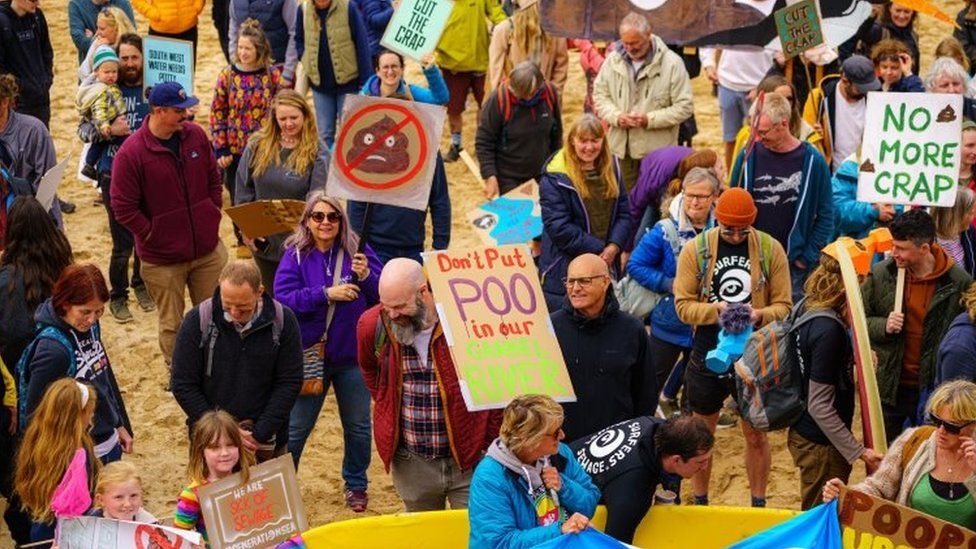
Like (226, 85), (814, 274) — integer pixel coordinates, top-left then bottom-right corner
(562, 275), (608, 288)
(928, 413), (975, 435)
(544, 425), (564, 440)
(720, 227), (751, 237)
(309, 211), (342, 224)
(683, 192), (714, 202)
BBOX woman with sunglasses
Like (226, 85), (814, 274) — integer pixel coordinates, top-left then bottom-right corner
(823, 380), (976, 529)
(235, 89), (328, 293)
(273, 191), (381, 512)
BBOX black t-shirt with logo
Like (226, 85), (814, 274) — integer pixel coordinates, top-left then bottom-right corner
(692, 237), (752, 358)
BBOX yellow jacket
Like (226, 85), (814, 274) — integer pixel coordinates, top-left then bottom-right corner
(132, 0), (205, 34)
(435, 0), (507, 73)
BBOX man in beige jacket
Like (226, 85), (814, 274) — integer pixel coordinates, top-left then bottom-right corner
(592, 12), (693, 191)
(673, 188), (792, 509)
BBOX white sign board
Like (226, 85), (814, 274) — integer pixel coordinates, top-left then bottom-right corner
(857, 92), (962, 207)
(37, 156), (71, 211)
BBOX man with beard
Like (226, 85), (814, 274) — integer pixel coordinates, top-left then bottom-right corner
(111, 81), (227, 372)
(87, 33), (156, 324)
(357, 258), (502, 511)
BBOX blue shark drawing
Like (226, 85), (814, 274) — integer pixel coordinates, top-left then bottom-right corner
(478, 196), (542, 245)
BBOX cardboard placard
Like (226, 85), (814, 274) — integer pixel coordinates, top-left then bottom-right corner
(423, 245), (575, 410)
(380, 0), (454, 61)
(197, 455), (307, 549)
(774, 0), (824, 58)
(143, 36), (194, 95)
(37, 156), (71, 211)
(225, 199), (306, 240)
(467, 180), (541, 246)
(57, 516), (202, 548)
(328, 95), (446, 212)
(858, 92), (962, 207)
(838, 486), (976, 548)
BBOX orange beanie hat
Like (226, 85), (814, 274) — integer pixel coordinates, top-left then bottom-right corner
(714, 188), (757, 227)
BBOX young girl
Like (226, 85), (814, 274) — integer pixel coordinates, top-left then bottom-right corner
(209, 18), (282, 248)
(174, 410), (253, 544)
(870, 39), (924, 92)
(77, 7), (137, 81)
(88, 461), (157, 523)
(15, 379), (100, 546)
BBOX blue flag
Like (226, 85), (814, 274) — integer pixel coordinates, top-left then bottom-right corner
(531, 528), (630, 549)
(727, 500), (841, 549)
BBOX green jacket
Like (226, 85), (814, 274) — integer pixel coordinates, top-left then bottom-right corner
(302, 0), (359, 87)
(862, 257), (972, 406)
(435, 0), (507, 73)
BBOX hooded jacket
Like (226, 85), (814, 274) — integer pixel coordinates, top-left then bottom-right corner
(359, 63), (450, 105)
(22, 300), (129, 455)
(110, 118), (223, 265)
(468, 442), (600, 549)
(628, 197), (715, 348)
(801, 74), (841, 166)
(487, 17), (569, 94)
(171, 290), (303, 443)
(550, 289), (657, 441)
(628, 145), (691, 240)
(862, 252), (972, 405)
(592, 36), (694, 159)
(832, 157), (880, 239)
(937, 311), (976, 385)
(0, 3), (53, 111)
(434, 0), (507, 73)
(729, 141), (834, 267)
(539, 150), (631, 311)
(131, 0), (204, 34)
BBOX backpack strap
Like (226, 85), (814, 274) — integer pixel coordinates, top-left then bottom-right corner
(270, 299), (284, 347)
(17, 325), (75, 431)
(198, 298), (219, 379)
(901, 426), (935, 472)
(694, 231), (711, 301)
(660, 219), (681, 258)
(757, 231), (773, 288)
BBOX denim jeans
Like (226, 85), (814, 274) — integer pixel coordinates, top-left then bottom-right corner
(288, 364), (371, 491)
(311, 89), (347, 148)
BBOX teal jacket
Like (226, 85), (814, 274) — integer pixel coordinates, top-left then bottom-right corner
(729, 141), (834, 266)
(468, 443), (600, 549)
(831, 158), (904, 240)
(862, 255), (972, 406)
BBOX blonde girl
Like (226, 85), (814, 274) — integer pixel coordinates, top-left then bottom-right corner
(78, 7), (136, 81)
(173, 410), (254, 545)
(90, 461), (157, 523)
(15, 379), (100, 544)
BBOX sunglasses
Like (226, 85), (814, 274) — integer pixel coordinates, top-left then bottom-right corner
(927, 413), (975, 435)
(309, 211), (342, 224)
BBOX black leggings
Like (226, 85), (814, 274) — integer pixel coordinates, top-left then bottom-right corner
(648, 332), (689, 400)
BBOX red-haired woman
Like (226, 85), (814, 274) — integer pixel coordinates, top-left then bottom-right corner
(19, 264), (131, 464)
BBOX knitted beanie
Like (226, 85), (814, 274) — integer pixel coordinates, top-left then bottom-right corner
(92, 45), (120, 71)
(714, 188), (757, 227)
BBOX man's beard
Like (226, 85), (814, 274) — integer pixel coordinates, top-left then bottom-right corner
(120, 67), (141, 86)
(389, 297), (428, 345)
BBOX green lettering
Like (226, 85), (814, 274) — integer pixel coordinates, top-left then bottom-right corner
(934, 174), (955, 202)
(902, 142), (921, 165)
(941, 142), (959, 167)
(879, 140), (901, 163)
(908, 107), (931, 132)
(910, 172), (933, 203)
(922, 142), (940, 167)
(874, 172), (892, 195)
(882, 103), (905, 132)
(893, 172), (912, 198)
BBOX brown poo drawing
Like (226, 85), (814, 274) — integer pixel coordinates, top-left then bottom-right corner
(937, 105), (957, 123)
(345, 115), (410, 174)
(860, 159), (875, 173)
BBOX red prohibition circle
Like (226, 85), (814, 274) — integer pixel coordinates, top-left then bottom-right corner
(335, 102), (429, 190)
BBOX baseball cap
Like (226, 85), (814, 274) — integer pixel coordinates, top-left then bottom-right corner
(148, 81), (199, 109)
(841, 55), (881, 94)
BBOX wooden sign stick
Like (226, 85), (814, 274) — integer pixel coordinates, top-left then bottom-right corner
(894, 267), (906, 314)
(458, 149), (483, 182)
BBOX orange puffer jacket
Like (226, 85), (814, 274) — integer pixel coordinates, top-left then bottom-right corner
(132, 0), (204, 34)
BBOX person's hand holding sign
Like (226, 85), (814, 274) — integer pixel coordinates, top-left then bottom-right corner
(484, 176), (500, 200)
(419, 52), (435, 70)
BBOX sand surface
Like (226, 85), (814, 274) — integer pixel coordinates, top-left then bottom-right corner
(0, 0), (964, 545)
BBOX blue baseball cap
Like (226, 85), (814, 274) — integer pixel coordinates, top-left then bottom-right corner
(148, 81), (199, 109)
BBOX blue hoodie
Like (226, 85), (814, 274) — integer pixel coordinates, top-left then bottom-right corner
(936, 311), (976, 386)
(830, 157), (905, 240)
(729, 141), (834, 267)
(358, 63), (450, 105)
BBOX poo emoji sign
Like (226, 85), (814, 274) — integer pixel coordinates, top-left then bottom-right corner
(329, 95), (447, 211)
(423, 244), (575, 410)
(858, 92), (962, 207)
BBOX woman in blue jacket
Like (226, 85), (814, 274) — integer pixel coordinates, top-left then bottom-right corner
(539, 114), (631, 312)
(628, 167), (719, 412)
(358, 49), (449, 104)
(468, 394), (600, 549)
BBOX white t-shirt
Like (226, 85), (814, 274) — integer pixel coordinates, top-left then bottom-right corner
(411, 325), (435, 367)
(832, 85), (866, 170)
(699, 48), (775, 92)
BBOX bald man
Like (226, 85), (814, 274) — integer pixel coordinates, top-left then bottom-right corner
(551, 253), (657, 440)
(357, 258), (502, 511)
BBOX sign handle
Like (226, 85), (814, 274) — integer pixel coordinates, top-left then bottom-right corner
(356, 202), (373, 267)
(894, 267), (906, 315)
(459, 149), (482, 182)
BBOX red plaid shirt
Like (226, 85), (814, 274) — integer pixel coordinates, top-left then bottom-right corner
(399, 342), (450, 458)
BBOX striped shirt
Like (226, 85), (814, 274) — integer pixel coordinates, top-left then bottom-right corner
(173, 480), (208, 543)
(399, 328), (449, 459)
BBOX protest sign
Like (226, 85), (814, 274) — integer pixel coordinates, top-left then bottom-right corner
(857, 92), (962, 207)
(329, 95), (446, 211)
(143, 36), (194, 95)
(58, 516), (202, 549)
(774, 0), (824, 58)
(467, 180), (541, 246)
(423, 245), (575, 410)
(198, 455), (307, 549)
(837, 486), (976, 548)
(225, 199), (306, 240)
(380, 0), (453, 60)
(37, 156), (71, 211)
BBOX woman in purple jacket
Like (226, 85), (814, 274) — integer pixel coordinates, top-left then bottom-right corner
(273, 191), (381, 512)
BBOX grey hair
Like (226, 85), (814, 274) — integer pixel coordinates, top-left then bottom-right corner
(219, 260), (263, 291)
(284, 191), (359, 261)
(759, 92), (792, 125)
(682, 167), (722, 194)
(508, 61), (544, 99)
(925, 57), (969, 92)
(619, 12), (651, 35)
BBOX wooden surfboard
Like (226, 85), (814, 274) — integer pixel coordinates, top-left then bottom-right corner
(834, 241), (888, 453)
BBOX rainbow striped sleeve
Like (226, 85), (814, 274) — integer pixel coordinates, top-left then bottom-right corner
(173, 482), (208, 543)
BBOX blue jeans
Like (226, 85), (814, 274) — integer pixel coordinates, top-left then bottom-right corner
(29, 521), (54, 547)
(288, 364), (371, 491)
(311, 89), (347, 148)
(99, 443), (123, 464)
